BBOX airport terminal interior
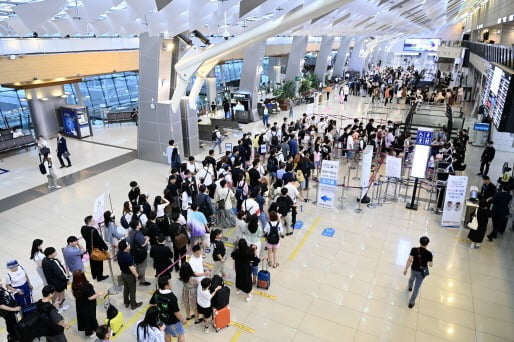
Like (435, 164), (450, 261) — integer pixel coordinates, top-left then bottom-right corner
(1, 0), (514, 341)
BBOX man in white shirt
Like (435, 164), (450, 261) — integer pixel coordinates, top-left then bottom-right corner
(186, 156), (198, 175)
(346, 132), (355, 166)
(196, 160), (214, 186)
(189, 245), (211, 282)
(242, 194), (260, 216)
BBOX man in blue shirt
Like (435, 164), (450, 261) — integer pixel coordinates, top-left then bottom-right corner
(62, 236), (85, 273)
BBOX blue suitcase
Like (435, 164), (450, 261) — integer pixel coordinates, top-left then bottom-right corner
(257, 261), (270, 290)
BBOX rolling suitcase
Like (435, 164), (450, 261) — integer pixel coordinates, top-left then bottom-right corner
(257, 259), (270, 289)
(213, 305), (230, 332)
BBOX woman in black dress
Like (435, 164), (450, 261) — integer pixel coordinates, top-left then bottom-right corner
(71, 270), (104, 337)
(231, 238), (253, 302)
(468, 200), (489, 248)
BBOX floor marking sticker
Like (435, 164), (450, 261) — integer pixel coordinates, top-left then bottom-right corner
(230, 321), (255, 333)
(289, 216), (321, 261)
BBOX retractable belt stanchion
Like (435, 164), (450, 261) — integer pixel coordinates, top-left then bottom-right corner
(99, 222), (120, 295)
(354, 189), (363, 213)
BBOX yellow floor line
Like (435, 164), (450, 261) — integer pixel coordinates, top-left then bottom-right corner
(288, 216), (321, 261)
(229, 321), (255, 333)
(230, 329), (242, 341)
(253, 290), (276, 300)
(112, 304), (151, 340)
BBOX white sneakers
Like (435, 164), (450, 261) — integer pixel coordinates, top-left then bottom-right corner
(58, 304), (70, 313)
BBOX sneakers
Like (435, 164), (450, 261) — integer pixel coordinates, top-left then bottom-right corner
(97, 275), (109, 282)
(245, 295), (251, 302)
(470, 243), (475, 249)
(204, 326), (209, 334)
(139, 281), (151, 286)
(408, 303), (415, 309)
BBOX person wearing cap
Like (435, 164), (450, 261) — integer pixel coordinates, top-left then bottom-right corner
(42, 247), (70, 312)
(62, 236), (86, 273)
(5, 259), (33, 309)
(0, 278), (21, 341)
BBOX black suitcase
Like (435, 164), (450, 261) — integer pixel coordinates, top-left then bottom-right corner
(211, 286), (230, 310)
(39, 163), (47, 175)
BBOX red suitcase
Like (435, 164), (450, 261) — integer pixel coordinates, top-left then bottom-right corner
(212, 305), (230, 332)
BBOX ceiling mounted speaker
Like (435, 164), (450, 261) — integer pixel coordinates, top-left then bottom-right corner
(155, 0), (173, 11)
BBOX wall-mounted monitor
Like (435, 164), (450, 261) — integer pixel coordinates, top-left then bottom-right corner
(482, 63), (514, 132)
(403, 38), (441, 53)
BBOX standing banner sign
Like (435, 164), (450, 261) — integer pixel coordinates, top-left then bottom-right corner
(385, 155), (402, 179)
(359, 146), (374, 199)
(441, 175), (468, 227)
(317, 160), (340, 208)
(93, 193), (105, 226)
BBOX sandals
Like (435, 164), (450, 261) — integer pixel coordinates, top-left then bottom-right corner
(268, 261), (273, 267)
(273, 263), (279, 268)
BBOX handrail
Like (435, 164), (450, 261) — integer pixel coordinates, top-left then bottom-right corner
(462, 41), (514, 70)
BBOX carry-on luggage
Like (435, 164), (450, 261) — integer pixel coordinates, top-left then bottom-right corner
(39, 163), (46, 175)
(104, 294), (123, 336)
(211, 286), (230, 310)
(257, 259), (270, 289)
(212, 305), (230, 332)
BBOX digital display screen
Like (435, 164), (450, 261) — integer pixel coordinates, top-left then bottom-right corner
(403, 38), (441, 53)
(482, 63), (513, 131)
(411, 145), (431, 179)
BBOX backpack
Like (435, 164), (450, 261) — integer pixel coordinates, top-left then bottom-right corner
(321, 145), (329, 154)
(235, 181), (247, 202)
(266, 222), (280, 244)
(211, 130), (218, 141)
(16, 302), (64, 342)
(274, 198), (290, 216)
(209, 274), (224, 292)
(271, 132), (279, 146)
(267, 157), (278, 173)
(120, 215), (129, 229)
(173, 225), (188, 249)
(153, 293), (173, 324)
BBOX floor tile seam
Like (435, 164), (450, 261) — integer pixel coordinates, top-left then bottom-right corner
(0, 150), (137, 213)
(80, 138), (136, 151)
(415, 315), (477, 341)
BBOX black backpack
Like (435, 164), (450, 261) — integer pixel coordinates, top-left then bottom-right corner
(120, 215), (129, 229)
(267, 222), (280, 244)
(152, 293), (173, 324)
(235, 181), (247, 202)
(267, 157), (278, 173)
(211, 130), (218, 141)
(271, 132), (279, 146)
(17, 302), (64, 342)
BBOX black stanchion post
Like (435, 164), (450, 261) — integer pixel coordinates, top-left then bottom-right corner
(406, 177), (419, 210)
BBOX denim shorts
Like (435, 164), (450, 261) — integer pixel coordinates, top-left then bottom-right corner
(165, 321), (185, 337)
(251, 265), (258, 276)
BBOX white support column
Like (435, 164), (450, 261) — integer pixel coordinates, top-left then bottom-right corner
(285, 36), (308, 82)
(332, 36), (352, 77)
(347, 37), (365, 73)
(314, 36), (335, 85)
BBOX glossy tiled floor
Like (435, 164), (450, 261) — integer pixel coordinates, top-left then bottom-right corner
(0, 94), (513, 342)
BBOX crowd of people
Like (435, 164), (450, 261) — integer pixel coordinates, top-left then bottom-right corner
(4, 60), (510, 341)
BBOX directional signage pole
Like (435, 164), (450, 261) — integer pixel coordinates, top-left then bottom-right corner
(317, 160), (340, 209)
(406, 128), (433, 211)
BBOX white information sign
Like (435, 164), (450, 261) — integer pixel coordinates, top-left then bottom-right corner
(317, 160), (340, 209)
(385, 155), (402, 179)
(93, 193), (105, 225)
(441, 175), (468, 227)
(360, 146), (374, 199)
(306, 103), (314, 115)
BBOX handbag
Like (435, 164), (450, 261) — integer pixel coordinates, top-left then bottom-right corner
(90, 229), (110, 262)
(417, 248), (429, 278)
(63, 151), (70, 158)
(217, 190), (230, 210)
(468, 209), (478, 230)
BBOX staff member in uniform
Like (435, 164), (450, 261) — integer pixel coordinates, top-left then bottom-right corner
(56, 131), (71, 168)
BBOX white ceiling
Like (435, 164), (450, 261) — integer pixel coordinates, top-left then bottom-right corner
(0, 0), (470, 38)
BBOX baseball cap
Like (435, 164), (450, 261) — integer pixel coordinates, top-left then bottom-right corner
(6, 260), (19, 269)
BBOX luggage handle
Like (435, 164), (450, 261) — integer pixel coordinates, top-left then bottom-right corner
(261, 257), (269, 271)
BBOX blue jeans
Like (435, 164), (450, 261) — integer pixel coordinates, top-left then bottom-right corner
(212, 138), (222, 153)
(263, 114), (269, 126)
(408, 270), (424, 305)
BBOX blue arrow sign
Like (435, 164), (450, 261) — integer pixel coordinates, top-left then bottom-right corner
(322, 228), (335, 237)
(293, 221), (304, 229)
(321, 195), (332, 202)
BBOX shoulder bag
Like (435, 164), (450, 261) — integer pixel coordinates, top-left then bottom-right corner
(90, 229), (110, 262)
(417, 248), (429, 278)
